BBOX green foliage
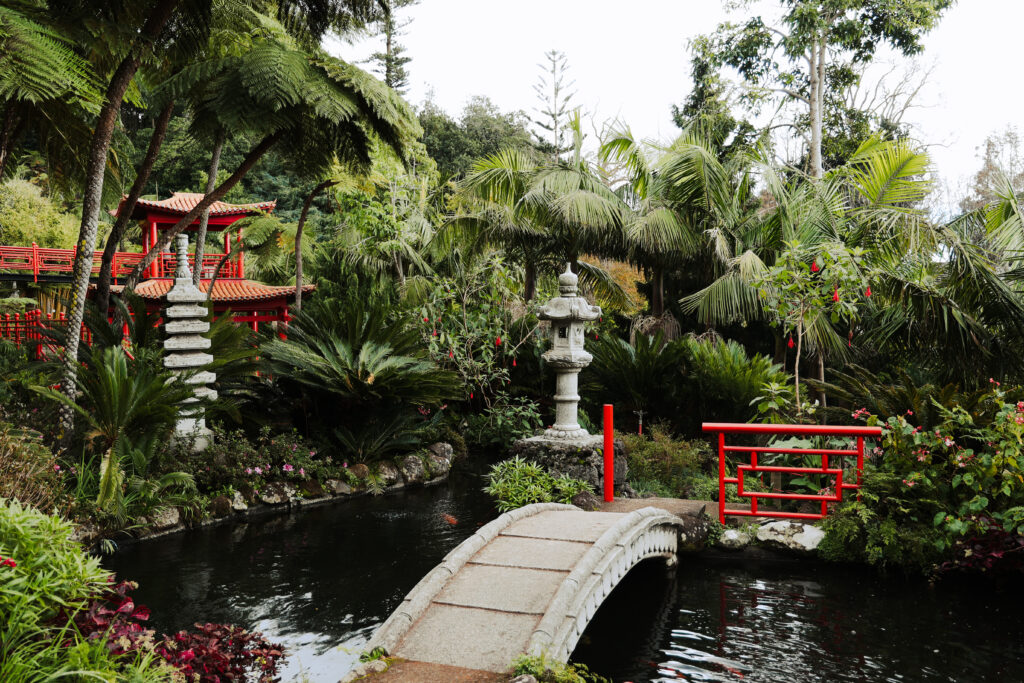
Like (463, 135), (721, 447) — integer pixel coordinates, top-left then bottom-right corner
(0, 179), (78, 247)
(484, 457), (593, 512)
(419, 95), (534, 179)
(620, 425), (710, 498)
(510, 654), (610, 683)
(0, 423), (65, 512)
(822, 382), (1024, 573)
(464, 393), (542, 452)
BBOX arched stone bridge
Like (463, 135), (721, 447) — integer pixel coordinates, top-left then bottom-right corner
(366, 503), (686, 672)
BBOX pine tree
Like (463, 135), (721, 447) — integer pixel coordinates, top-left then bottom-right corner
(531, 49), (576, 161)
(368, 0), (417, 94)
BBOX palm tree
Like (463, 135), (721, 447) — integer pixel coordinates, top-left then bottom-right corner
(457, 111), (630, 303)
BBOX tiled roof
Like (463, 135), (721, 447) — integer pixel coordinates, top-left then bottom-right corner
(114, 192), (276, 219)
(130, 279), (314, 303)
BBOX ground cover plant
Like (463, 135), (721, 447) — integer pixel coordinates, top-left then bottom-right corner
(484, 456), (593, 511)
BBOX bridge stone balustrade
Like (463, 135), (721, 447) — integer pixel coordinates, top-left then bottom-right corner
(365, 502), (686, 673)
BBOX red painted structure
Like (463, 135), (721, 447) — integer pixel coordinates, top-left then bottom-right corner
(1, 192), (313, 348)
(702, 422), (883, 524)
(603, 404), (614, 502)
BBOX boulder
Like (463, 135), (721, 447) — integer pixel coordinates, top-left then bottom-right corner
(718, 528), (753, 550)
(208, 495), (232, 518)
(428, 453), (451, 479)
(338, 659), (388, 683)
(509, 677), (539, 683)
(510, 435), (628, 494)
(230, 490), (249, 512)
(237, 483), (259, 506)
(151, 506), (180, 530)
(71, 522), (101, 547)
(755, 521), (825, 552)
(298, 479), (325, 498)
(399, 455), (426, 486)
(325, 479), (352, 496)
(427, 441), (453, 460)
(377, 461), (401, 487)
(259, 483), (291, 505)
(348, 464), (370, 480)
(570, 490), (602, 511)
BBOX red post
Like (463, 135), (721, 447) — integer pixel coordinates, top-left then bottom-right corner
(718, 432), (726, 524)
(31, 242), (38, 282)
(603, 404), (614, 502)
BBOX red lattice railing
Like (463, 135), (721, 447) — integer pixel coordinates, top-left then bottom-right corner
(702, 422), (883, 524)
(0, 243), (241, 282)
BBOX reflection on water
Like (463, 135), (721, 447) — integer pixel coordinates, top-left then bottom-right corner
(574, 559), (1024, 682)
(104, 471), (497, 681)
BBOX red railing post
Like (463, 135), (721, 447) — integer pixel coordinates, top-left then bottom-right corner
(603, 404), (614, 502)
(31, 242), (39, 282)
(717, 434), (726, 524)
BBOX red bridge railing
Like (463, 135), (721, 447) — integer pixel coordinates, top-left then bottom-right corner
(0, 243), (241, 282)
(702, 422), (883, 524)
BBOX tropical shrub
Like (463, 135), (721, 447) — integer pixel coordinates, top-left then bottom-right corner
(484, 457), (592, 512)
(820, 382), (1024, 575)
(679, 335), (790, 431)
(620, 426), (709, 497)
(262, 297), (459, 462)
(464, 393), (542, 452)
(0, 424), (66, 512)
(583, 332), (687, 432)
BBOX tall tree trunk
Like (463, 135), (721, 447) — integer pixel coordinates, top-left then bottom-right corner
(96, 100), (174, 314)
(817, 353), (827, 412)
(794, 322), (803, 416)
(118, 132), (283, 298)
(524, 260), (537, 301)
(193, 132), (225, 286)
(809, 34), (827, 180)
(0, 104), (20, 180)
(651, 266), (665, 316)
(59, 0), (179, 446)
(294, 180), (336, 311)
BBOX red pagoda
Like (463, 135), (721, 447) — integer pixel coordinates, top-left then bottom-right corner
(110, 192), (313, 332)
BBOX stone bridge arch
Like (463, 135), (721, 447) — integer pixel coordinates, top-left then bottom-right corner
(366, 503), (687, 673)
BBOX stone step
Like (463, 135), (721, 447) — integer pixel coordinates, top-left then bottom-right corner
(470, 536), (590, 571)
(165, 319), (210, 334)
(500, 510), (621, 543)
(433, 564), (566, 614)
(165, 304), (209, 318)
(164, 352), (213, 369)
(163, 335), (211, 351)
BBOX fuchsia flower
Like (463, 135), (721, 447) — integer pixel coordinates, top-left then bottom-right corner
(811, 261), (820, 272)
(788, 335), (795, 349)
(282, 464), (294, 472)
(0, 556), (16, 568)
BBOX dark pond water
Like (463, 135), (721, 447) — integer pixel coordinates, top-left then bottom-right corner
(107, 474), (1024, 682)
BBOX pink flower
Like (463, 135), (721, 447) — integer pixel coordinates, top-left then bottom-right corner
(1017, 401), (1024, 412)
(299, 468), (305, 476)
(309, 450), (316, 456)
(245, 468), (252, 475)
(906, 410), (914, 416)
(283, 464), (294, 472)
(343, 461), (349, 468)
(53, 464), (60, 472)
(254, 467), (262, 475)
(902, 479), (916, 487)
(291, 444), (297, 452)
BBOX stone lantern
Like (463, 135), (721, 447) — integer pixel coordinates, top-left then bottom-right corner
(537, 264), (601, 441)
(509, 264), (629, 496)
(162, 233), (217, 451)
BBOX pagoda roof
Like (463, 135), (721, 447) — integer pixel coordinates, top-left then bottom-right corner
(114, 192), (276, 221)
(113, 279), (314, 303)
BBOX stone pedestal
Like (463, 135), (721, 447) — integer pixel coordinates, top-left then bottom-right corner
(510, 434), (629, 495)
(163, 234), (217, 451)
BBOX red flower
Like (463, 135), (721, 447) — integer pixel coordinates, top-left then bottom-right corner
(512, 358), (517, 367)
(811, 261), (820, 272)
(423, 316), (428, 323)
(787, 335), (795, 349)
(495, 336), (501, 346)
(432, 329), (437, 337)
(448, 349), (453, 358)
(833, 286), (839, 302)
(865, 285), (872, 297)
(469, 392), (474, 399)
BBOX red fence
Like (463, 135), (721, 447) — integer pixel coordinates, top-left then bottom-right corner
(0, 243), (241, 282)
(701, 422), (883, 524)
(0, 310), (92, 360)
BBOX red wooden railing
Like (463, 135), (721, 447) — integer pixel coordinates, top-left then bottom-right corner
(702, 422), (883, 524)
(0, 243), (241, 282)
(0, 310), (94, 360)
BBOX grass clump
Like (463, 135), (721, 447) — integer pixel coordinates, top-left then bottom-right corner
(510, 654), (610, 683)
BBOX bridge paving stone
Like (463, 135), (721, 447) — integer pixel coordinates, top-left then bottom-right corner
(434, 564), (565, 613)
(395, 604), (539, 673)
(470, 535), (590, 571)
(500, 510), (620, 542)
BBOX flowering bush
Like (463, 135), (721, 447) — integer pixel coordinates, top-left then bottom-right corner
(176, 425), (346, 493)
(820, 383), (1024, 575)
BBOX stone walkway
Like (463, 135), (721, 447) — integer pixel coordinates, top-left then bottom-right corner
(370, 661), (507, 682)
(599, 496), (717, 520)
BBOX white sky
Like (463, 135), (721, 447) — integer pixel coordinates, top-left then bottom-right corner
(332, 0), (1024, 205)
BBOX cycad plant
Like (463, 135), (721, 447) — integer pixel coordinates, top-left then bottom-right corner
(262, 298), (460, 462)
(33, 346), (195, 520)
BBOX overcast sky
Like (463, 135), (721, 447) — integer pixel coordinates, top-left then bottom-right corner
(332, 1), (1023, 206)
